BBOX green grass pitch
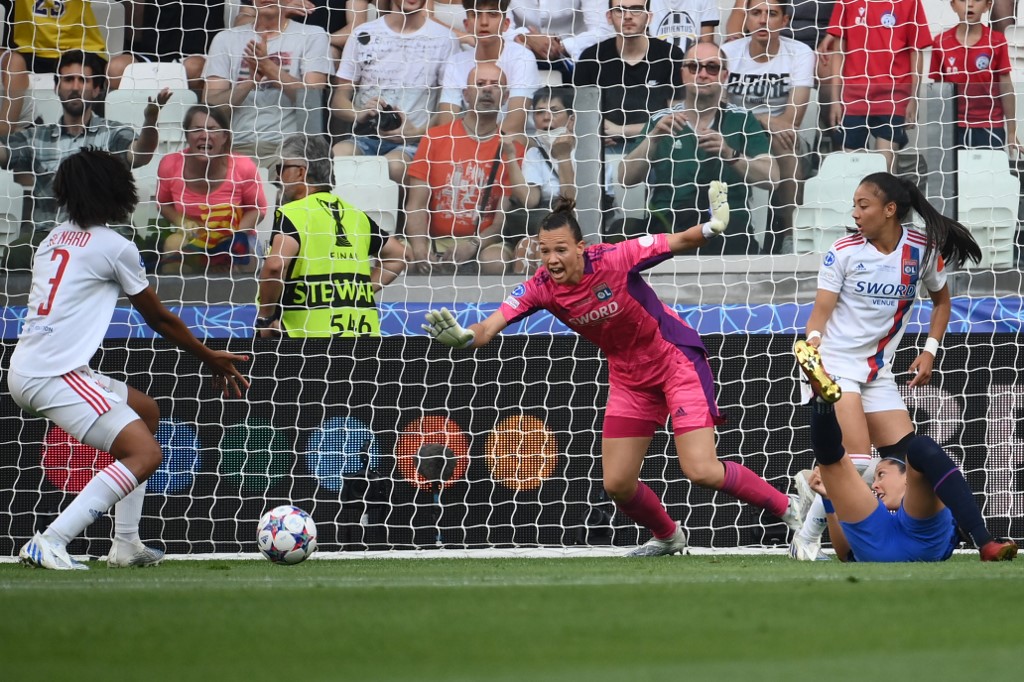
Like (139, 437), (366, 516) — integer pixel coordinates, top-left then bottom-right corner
(1, 555), (1019, 682)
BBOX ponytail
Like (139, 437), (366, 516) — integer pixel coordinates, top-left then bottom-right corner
(860, 173), (981, 268)
(539, 195), (584, 242)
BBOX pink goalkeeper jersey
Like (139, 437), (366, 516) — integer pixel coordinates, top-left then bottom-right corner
(498, 234), (709, 388)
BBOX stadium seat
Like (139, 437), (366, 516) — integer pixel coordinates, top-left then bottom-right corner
(255, 166), (278, 253)
(0, 169), (25, 251)
(332, 157), (400, 234)
(131, 158), (162, 231)
(104, 88), (199, 153)
(119, 62), (189, 91)
(30, 87), (63, 125)
(90, 0), (126, 54)
(956, 149), (1018, 269)
(792, 152), (888, 254)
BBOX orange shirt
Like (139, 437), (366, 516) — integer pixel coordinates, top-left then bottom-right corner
(407, 119), (524, 238)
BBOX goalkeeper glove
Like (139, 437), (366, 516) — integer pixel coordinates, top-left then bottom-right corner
(701, 180), (729, 239)
(422, 308), (475, 349)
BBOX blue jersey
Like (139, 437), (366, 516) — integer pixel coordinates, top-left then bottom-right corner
(840, 501), (958, 562)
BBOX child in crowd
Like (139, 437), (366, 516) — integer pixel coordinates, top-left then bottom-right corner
(930, 0), (1019, 153)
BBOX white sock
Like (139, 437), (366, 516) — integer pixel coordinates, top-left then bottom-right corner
(46, 461), (139, 547)
(795, 494), (828, 544)
(795, 455), (874, 545)
(114, 480), (147, 544)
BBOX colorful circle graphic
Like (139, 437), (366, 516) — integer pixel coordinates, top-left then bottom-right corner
(304, 416), (381, 492)
(219, 418), (292, 494)
(485, 415), (559, 491)
(394, 415), (468, 491)
(41, 426), (113, 493)
(147, 419), (201, 495)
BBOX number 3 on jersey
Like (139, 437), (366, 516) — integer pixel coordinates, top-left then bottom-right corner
(38, 248), (70, 316)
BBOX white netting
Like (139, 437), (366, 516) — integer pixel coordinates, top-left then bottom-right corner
(1, 0), (1022, 558)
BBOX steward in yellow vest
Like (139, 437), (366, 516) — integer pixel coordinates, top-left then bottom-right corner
(256, 135), (406, 338)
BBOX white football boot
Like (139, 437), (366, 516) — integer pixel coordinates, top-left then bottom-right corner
(788, 535), (831, 561)
(20, 532), (89, 570)
(625, 522), (688, 557)
(107, 538), (165, 568)
(780, 494), (807, 533)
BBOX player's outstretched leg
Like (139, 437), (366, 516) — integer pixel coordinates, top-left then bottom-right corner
(906, 436), (1018, 562)
(794, 340), (842, 403)
(674, 428), (805, 533)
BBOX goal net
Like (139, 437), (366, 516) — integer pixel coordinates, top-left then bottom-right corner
(0, 0), (1022, 559)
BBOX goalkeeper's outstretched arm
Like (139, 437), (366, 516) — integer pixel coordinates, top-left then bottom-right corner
(423, 308), (508, 349)
(666, 180), (730, 255)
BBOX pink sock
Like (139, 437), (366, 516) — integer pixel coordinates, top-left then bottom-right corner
(615, 482), (677, 539)
(720, 461), (788, 517)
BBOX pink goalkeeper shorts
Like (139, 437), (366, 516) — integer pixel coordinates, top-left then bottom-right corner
(604, 345), (722, 438)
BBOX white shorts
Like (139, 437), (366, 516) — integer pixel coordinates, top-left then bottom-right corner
(834, 376), (908, 414)
(799, 374), (908, 414)
(7, 367), (140, 452)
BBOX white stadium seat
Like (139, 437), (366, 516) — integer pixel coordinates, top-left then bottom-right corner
(0, 169), (25, 250)
(119, 62), (189, 91)
(89, 0), (126, 55)
(956, 149), (1018, 269)
(130, 159), (162, 231)
(104, 88), (199, 153)
(332, 157), (400, 234)
(792, 152), (888, 254)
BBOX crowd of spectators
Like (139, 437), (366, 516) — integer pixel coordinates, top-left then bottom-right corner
(0, 0), (1022, 280)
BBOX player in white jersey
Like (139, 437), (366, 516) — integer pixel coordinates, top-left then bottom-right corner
(8, 148), (250, 570)
(791, 172), (1016, 562)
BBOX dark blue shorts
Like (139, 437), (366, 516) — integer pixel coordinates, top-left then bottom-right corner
(835, 115), (909, 149)
(840, 500), (957, 562)
(955, 126), (1006, 149)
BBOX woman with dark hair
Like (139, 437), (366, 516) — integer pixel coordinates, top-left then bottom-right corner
(157, 105), (267, 274)
(792, 171), (1016, 562)
(9, 148), (249, 570)
(423, 183), (807, 556)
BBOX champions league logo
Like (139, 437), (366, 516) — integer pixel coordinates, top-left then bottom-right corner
(511, 284), (526, 298)
(976, 53), (992, 70)
(823, 251), (836, 267)
(880, 11), (897, 28)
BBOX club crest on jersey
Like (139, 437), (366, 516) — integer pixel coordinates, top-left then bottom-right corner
(880, 11), (897, 28)
(593, 282), (613, 302)
(902, 258), (918, 276)
(976, 53), (991, 70)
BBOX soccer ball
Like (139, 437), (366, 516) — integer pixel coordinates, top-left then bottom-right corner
(257, 505), (317, 565)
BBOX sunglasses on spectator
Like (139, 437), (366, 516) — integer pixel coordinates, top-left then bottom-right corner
(682, 61), (724, 76)
(610, 5), (648, 15)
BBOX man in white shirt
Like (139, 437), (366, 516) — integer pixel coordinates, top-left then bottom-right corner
(332, 0), (459, 184)
(505, 0), (613, 79)
(437, 0), (540, 140)
(721, 0), (814, 253)
(648, 0), (719, 54)
(204, 0), (332, 166)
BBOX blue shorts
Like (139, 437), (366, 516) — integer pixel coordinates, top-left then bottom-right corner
(840, 500), (957, 562)
(835, 115), (909, 149)
(955, 126), (1006, 149)
(353, 135), (418, 159)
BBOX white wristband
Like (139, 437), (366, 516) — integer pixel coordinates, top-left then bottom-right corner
(923, 337), (940, 356)
(806, 330), (822, 342)
(701, 222), (717, 239)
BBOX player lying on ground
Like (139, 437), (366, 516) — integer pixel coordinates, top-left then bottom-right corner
(423, 183), (805, 556)
(8, 148), (250, 570)
(795, 343), (1017, 562)
(789, 171), (988, 561)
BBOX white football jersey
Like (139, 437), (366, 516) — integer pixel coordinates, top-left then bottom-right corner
(9, 222), (150, 378)
(817, 228), (946, 383)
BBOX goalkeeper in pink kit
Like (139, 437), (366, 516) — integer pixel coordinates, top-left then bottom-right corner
(423, 183), (804, 555)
